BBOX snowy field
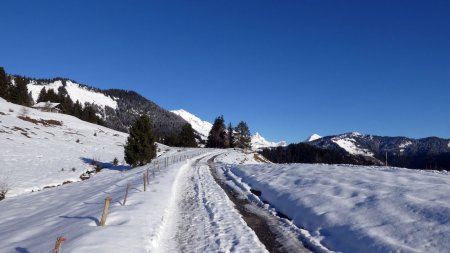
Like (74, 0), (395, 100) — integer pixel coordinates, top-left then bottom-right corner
(218, 154), (450, 253)
(0, 98), (128, 197)
(0, 148), (210, 253)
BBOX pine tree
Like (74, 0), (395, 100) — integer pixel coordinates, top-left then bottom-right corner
(10, 76), (31, 106)
(37, 87), (48, 103)
(124, 114), (157, 167)
(0, 67), (10, 100)
(228, 123), (234, 148)
(178, 123), (198, 147)
(234, 121), (252, 149)
(206, 115), (227, 148)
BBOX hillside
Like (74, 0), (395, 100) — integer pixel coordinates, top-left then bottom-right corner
(0, 97), (129, 197)
(23, 76), (188, 138)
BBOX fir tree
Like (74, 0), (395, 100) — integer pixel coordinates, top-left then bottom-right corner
(37, 87), (47, 103)
(178, 123), (198, 147)
(228, 123), (234, 148)
(10, 76), (31, 106)
(0, 67), (10, 100)
(124, 115), (157, 167)
(206, 115), (227, 148)
(234, 121), (252, 149)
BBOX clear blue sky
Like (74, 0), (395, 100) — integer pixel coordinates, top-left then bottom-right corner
(1, 0), (449, 143)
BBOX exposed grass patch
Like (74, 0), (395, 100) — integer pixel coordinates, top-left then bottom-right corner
(17, 116), (63, 126)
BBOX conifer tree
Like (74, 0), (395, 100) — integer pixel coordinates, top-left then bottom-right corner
(124, 114), (157, 167)
(37, 87), (48, 103)
(178, 123), (198, 147)
(10, 77), (31, 106)
(206, 115), (227, 148)
(228, 123), (234, 148)
(0, 67), (10, 100)
(234, 121), (252, 149)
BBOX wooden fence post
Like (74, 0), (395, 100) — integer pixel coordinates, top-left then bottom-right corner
(52, 236), (66, 253)
(147, 168), (150, 183)
(143, 173), (147, 192)
(123, 183), (130, 206)
(99, 197), (112, 226)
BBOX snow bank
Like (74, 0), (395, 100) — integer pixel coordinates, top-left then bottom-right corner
(225, 162), (450, 253)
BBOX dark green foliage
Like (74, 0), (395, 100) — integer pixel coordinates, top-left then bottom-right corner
(103, 89), (188, 139)
(260, 143), (379, 165)
(234, 121), (252, 149)
(178, 123), (198, 147)
(228, 123), (234, 148)
(0, 67), (10, 100)
(9, 76), (31, 106)
(206, 115), (227, 148)
(124, 115), (157, 167)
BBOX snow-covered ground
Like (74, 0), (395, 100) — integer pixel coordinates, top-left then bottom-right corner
(0, 98), (127, 197)
(0, 148), (209, 253)
(218, 153), (450, 253)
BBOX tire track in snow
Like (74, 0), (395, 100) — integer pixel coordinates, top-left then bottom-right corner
(156, 154), (267, 253)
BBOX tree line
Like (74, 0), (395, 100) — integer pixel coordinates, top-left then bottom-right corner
(205, 115), (252, 149)
(0, 67), (103, 125)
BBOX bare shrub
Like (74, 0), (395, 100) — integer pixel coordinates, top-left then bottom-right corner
(0, 181), (8, 201)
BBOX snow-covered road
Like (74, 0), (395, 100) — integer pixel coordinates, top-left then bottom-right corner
(157, 153), (268, 252)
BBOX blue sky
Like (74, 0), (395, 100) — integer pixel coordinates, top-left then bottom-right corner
(1, 0), (449, 143)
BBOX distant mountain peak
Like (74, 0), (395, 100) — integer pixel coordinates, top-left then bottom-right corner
(251, 132), (287, 150)
(305, 134), (322, 142)
(170, 109), (212, 140)
(172, 109), (286, 149)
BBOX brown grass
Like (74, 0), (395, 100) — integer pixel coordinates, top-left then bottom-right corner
(18, 116), (63, 126)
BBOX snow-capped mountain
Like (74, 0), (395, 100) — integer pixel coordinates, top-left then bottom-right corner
(251, 132), (287, 150)
(23, 77), (187, 137)
(309, 132), (450, 170)
(171, 109), (212, 140)
(171, 109), (286, 149)
(305, 133), (322, 142)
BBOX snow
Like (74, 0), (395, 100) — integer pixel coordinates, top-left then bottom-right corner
(399, 141), (413, 148)
(0, 98), (127, 197)
(332, 133), (374, 157)
(27, 80), (118, 109)
(448, 141), (450, 148)
(170, 109), (212, 140)
(0, 148), (210, 253)
(218, 155), (450, 253)
(157, 154), (267, 252)
(251, 132), (287, 150)
(306, 134), (322, 142)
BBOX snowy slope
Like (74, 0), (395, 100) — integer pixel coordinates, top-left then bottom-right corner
(331, 132), (374, 156)
(0, 97), (126, 197)
(27, 80), (118, 109)
(171, 109), (286, 149)
(0, 149), (212, 253)
(251, 132), (287, 150)
(219, 157), (450, 253)
(170, 109), (212, 140)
